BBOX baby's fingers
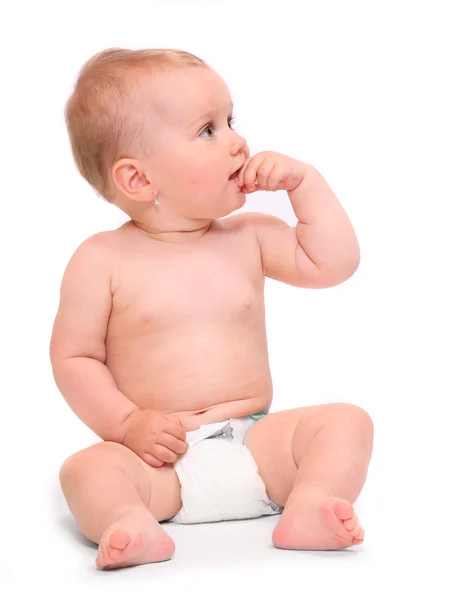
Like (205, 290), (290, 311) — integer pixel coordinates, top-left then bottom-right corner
(255, 158), (276, 190)
(240, 155), (263, 191)
(141, 453), (164, 468)
(164, 418), (188, 442)
(160, 432), (188, 454)
(267, 163), (290, 191)
(152, 444), (178, 464)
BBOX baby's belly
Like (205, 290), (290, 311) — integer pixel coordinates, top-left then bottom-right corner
(105, 324), (273, 426)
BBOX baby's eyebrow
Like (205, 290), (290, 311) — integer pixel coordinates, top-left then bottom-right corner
(187, 103), (234, 128)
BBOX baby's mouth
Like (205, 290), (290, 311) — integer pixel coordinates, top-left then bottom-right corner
(229, 167), (242, 182)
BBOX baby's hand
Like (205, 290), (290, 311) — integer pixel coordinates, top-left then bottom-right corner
(238, 151), (307, 194)
(120, 410), (188, 468)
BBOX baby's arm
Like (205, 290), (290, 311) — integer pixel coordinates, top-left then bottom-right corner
(50, 235), (138, 442)
(238, 152), (360, 289)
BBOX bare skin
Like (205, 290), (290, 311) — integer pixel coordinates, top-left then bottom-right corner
(52, 60), (373, 569)
(55, 216), (371, 568)
(105, 218), (273, 425)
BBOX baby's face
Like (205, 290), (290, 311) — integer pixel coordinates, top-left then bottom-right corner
(142, 67), (249, 219)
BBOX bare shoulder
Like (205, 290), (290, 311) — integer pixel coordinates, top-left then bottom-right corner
(60, 227), (127, 293)
(223, 212), (325, 287)
(221, 211), (288, 238)
(75, 227), (121, 254)
(67, 225), (127, 266)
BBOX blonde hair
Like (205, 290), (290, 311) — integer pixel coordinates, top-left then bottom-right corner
(65, 48), (207, 201)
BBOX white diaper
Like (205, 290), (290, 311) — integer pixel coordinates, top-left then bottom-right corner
(169, 414), (282, 524)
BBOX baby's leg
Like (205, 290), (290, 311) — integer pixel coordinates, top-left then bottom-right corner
(59, 441), (181, 569)
(245, 404), (373, 550)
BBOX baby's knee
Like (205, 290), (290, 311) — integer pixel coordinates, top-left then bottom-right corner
(59, 441), (127, 486)
(332, 403), (374, 437)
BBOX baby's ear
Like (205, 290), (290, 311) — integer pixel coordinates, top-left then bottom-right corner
(112, 158), (152, 201)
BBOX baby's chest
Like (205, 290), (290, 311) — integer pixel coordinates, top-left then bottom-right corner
(113, 254), (263, 329)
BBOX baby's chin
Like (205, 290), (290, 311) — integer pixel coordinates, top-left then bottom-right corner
(222, 194), (247, 217)
(205, 192), (246, 219)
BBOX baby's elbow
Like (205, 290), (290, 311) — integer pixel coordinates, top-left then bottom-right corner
(347, 253), (361, 278)
(339, 260), (360, 286)
(324, 253), (360, 287)
(340, 247), (361, 282)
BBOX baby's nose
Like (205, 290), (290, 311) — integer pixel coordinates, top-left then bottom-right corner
(230, 132), (247, 156)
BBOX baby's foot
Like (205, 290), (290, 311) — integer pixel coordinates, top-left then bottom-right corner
(272, 489), (364, 551)
(96, 507), (175, 569)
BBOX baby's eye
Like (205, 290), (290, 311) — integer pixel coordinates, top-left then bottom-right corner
(200, 124), (215, 137)
(228, 116), (236, 129)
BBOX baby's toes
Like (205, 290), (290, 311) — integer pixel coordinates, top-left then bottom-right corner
(344, 515), (358, 532)
(96, 548), (103, 567)
(352, 525), (364, 544)
(333, 500), (354, 521)
(96, 546), (109, 568)
(108, 531), (132, 560)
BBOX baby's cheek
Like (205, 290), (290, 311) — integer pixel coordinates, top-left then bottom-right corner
(189, 170), (215, 189)
(187, 176), (211, 206)
(185, 172), (204, 192)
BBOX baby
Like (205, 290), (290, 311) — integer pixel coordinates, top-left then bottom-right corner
(50, 48), (374, 570)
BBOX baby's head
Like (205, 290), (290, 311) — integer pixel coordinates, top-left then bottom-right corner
(66, 48), (248, 226)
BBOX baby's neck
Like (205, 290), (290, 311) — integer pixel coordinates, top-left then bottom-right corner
(129, 219), (213, 244)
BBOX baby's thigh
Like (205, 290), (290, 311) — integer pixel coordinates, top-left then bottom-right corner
(245, 405), (337, 507)
(140, 456), (182, 521)
(244, 408), (313, 507)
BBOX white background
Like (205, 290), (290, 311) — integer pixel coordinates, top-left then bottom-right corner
(1, 0), (469, 597)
